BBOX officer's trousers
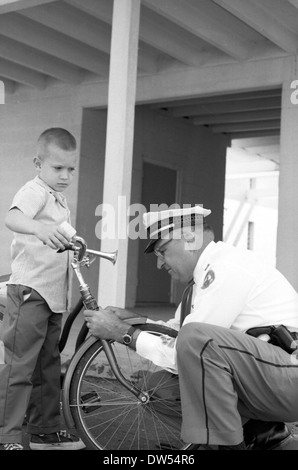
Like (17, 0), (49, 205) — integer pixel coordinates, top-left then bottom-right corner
(0, 285), (62, 443)
(176, 322), (298, 445)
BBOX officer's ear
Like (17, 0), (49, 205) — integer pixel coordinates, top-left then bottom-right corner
(182, 230), (201, 252)
(182, 230), (198, 251)
(183, 231), (195, 243)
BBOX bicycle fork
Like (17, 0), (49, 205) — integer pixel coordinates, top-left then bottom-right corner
(62, 320), (151, 431)
(74, 266), (149, 402)
(73, 255), (150, 398)
(100, 339), (150, 404)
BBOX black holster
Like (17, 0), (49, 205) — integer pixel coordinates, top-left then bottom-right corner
(246, 324), (298, 354)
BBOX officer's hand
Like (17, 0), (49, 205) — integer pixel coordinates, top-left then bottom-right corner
(105, 306), (139, 320)
(84, 308), (129, 342)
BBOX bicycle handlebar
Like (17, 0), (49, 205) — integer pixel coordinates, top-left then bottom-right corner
(58, 236), (118, 265)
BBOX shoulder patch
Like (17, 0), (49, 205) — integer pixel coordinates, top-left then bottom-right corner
(201, 270), (215, 289)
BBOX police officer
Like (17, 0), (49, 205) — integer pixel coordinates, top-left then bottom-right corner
(84, 205), (298, 450)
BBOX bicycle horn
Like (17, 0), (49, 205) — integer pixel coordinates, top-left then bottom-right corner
(87, 248), (118, 265)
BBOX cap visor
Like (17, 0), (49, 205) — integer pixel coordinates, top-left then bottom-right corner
(144, 239), (158, 254)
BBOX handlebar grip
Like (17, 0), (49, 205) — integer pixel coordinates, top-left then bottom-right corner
(57, 243), (75, 253)
(59, 221), (77, 239)
(56, 222), (77, 253)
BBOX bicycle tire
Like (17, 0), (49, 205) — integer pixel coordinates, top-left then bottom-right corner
(68, 323), (190, 450)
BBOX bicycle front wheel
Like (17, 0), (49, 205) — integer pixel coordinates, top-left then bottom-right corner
(68, 323), (186, 450)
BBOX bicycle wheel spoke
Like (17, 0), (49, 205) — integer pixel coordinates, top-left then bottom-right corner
(93, 403), (138, 449)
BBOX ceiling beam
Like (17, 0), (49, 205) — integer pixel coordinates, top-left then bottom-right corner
(212, 0), (298, 54)
(0, 57), (46, 88)
(229, 129), (280, 139)
(65, 0), (227, 70)
(20, 1), (158, 74)
(0, 0), (55, 14)
(210, 120), (281, 134)
(172, 97), (281, 117)
(288, 0), (298, 8)
(53, 0), (157, 73)
(65, 0), (113, 24)
(65, 0), (211, 70)
(257, 0), (298, 33)
(193, 109), (281, 125)
(0, 13), (110, 76)
(0, 35), (85, 84)
(142, 0), (254, 60)
(153, 89), (282, 109)
(139, 7), (220, 68)
(20, 2), (112, 54)
(80, 56), (290, 108)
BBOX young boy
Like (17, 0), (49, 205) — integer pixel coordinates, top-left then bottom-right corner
(0, 128), (85, 450)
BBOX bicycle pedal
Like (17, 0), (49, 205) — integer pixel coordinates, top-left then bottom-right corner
(80, 391), (102, 413)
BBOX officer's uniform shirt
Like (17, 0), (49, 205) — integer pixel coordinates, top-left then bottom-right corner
(136, 241), (298, 373)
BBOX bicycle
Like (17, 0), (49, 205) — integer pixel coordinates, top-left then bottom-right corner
(58, 235), (192, 451)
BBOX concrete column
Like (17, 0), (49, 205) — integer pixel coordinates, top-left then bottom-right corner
(97, 0), (141, 307)
(276, 58), (298, 290)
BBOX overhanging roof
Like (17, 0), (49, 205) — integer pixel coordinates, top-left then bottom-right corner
(1, 0), (296, 141)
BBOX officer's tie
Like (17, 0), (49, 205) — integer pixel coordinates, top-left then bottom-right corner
(180, 279), (195, 328)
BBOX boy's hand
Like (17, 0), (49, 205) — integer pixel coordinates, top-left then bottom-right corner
(5, 209), (71, 250)
(34, 223), (71, 250)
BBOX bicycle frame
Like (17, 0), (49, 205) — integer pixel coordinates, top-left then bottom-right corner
(60, 236), (149, 430)
(58, 236), (118, 354)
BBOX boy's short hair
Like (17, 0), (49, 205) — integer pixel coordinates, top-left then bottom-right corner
(38, 128), (77, 157)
